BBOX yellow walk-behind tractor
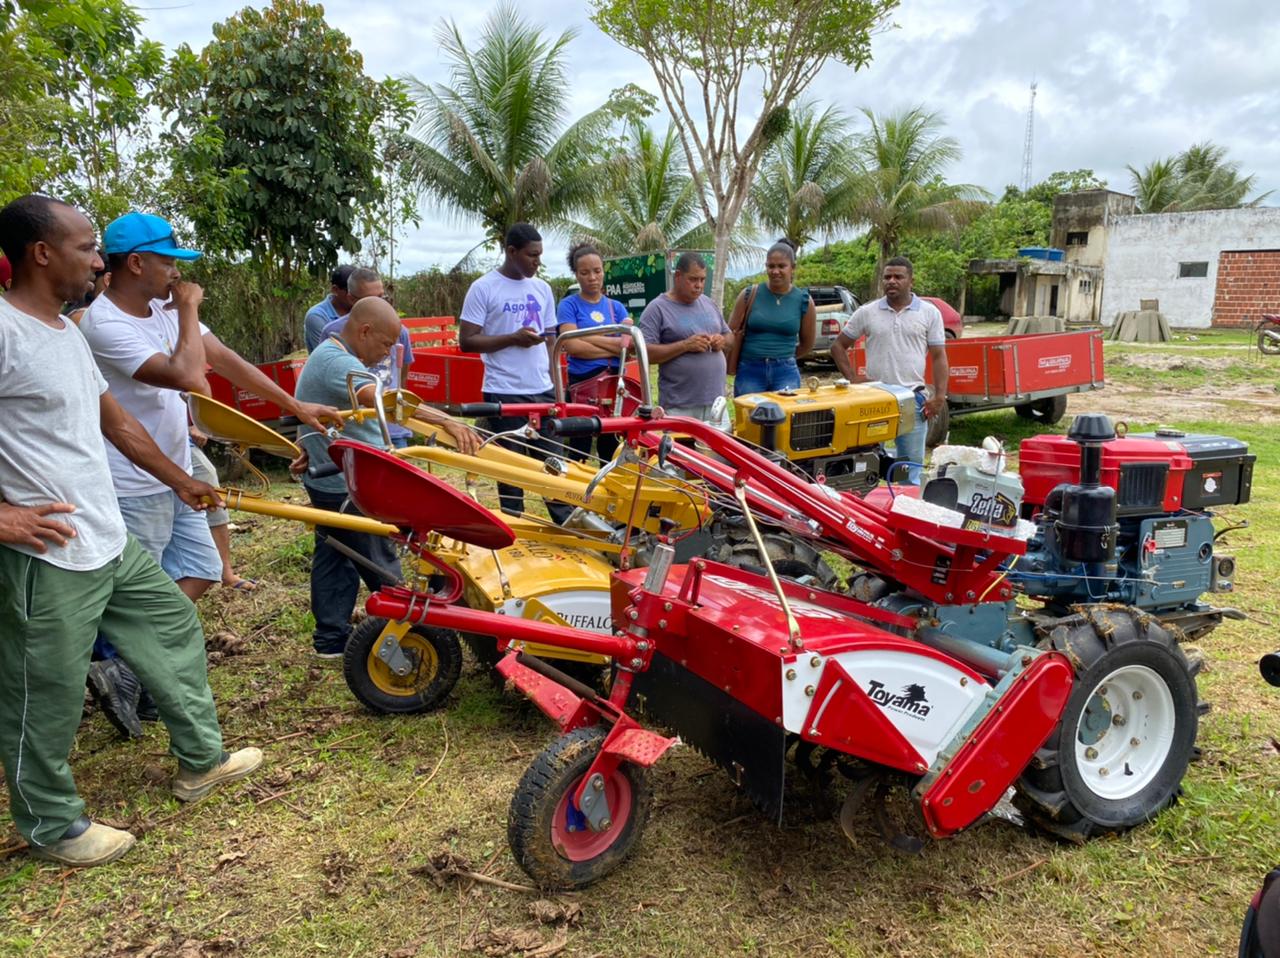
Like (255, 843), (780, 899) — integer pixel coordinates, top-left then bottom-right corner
(188, 386), (626, 715)
(189, 333), (728, 715)
(732, 378), (919, 492)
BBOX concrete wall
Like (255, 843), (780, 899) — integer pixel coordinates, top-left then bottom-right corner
(1052, 190), (1137, 269)
(1100, 208), (1280, 328)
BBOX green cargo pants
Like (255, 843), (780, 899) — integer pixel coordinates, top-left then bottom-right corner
(0, 537), (224, 847)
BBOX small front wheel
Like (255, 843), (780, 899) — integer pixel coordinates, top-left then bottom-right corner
(343, 616), (462, 714)
(508, 726), (653, 889)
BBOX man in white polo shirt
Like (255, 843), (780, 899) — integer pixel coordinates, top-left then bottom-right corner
(831, 256), (949, 484)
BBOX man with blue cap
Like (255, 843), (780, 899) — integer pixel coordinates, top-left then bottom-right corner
(80, 212), (341, 734)
(81, 212), (340, 605)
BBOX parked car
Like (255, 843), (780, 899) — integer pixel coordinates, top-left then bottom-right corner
(805, 287), (962, 363)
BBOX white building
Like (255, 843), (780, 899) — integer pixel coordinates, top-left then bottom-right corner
(1100, 207), (1280, 329)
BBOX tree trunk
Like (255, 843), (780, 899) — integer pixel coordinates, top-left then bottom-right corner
(711, 220), (732, 310)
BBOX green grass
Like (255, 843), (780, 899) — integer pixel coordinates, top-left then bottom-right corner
(3, 405), (1279, 958)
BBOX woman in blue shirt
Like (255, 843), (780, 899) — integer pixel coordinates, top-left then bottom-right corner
(556, 242), (631, 461)
(726, 239), (816, 396)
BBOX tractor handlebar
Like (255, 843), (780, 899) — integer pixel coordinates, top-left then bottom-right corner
(453, 402), (503, 419)
(307, 460), (342, 480)
(544, 416), (602, 437)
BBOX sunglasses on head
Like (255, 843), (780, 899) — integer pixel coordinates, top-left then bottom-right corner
(124, 233), (177, 254)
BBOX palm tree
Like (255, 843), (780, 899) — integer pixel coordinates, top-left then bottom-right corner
(569, 121), (708, 253)
(401, 4), (624, 254)
(847, 106), (988, 278)
(750, 101), (858, 253)
(1129, 142), (1271, 213)
(1127, 157), (1182, 214)
(570, 121), (758, 264)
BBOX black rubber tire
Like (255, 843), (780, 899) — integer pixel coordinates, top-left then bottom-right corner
(924, 401), (950, 449)
(1258, 321), (1280, 355)
(1014, 607), (1201, 842)
(1014, 394), (1069, 424)
(508, 726), (653, 889)
(343, 616), (463, 715)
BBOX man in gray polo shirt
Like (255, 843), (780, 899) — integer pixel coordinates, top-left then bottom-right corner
(832, 256), (949, 483)
(637, 252), (733, 429)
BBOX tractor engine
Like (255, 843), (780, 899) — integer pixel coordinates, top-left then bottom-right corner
(732, 380), (917, 494)
(1017, 417), (1253, 619)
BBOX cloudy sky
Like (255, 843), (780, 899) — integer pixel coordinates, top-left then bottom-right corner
(142, 0), (1280, 276)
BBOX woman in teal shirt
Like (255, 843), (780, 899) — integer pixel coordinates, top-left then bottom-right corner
(726, 239), (816, 396)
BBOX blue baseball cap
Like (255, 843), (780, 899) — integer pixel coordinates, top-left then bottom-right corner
(102, 212), (202, 260)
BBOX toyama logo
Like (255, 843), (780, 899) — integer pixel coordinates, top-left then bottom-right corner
(866, 679), (931, 717)
(950, 365), (978, 382)
(1037, 354), (1072, 372)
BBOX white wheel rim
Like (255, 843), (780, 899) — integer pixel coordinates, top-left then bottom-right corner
(1073, 664), (1176, 801)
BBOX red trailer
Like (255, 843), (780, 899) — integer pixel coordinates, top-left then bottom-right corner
(846, 328), (1106, 443)
(206, 316), (641, 421)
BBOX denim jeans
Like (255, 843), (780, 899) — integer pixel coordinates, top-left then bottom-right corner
(306, 486), (402, 653)
(889, 391), (928, 485)
(481, 390), (575, 524)
(733, 356), (801, 397)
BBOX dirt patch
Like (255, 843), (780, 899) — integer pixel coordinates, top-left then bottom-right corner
(1109, 352), (1242, 372)
(1069, 382), (1280, 425)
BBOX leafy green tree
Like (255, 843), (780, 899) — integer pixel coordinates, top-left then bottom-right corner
(402, 3), (624, 256)
(357, 80), (424, 284)
(751, 101), (858, 253)
(570, 121), (710, 254)
(162, 0), (384, 282)
(1128, 142), (1271, 213)
(590, 0), (899, 305)
(1004, 169), (1107, 206)
(3, 0), (162, 221)
(848, 106), (988, 281)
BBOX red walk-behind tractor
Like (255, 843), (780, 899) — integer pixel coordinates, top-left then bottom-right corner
(329, 407), (1249, 889)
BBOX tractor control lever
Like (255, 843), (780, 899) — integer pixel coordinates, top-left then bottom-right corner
(584, 444), (647, 503)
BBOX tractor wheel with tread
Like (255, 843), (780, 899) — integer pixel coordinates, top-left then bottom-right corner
(722, 532), (840, 591)
(1014, 394), (1069, 424)
(1014, 607), (1201, 842)
(924, 401), (950, 449)
(343, 616), (463, 714)
(508, 726), (653, 889)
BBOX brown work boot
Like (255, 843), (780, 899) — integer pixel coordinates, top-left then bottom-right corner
(30, 817), (136, 867)
(172, 747), (264, 803)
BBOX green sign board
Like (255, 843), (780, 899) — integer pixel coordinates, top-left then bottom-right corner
(602, 250), (716, 318)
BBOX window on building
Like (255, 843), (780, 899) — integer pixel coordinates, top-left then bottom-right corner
(1078, 279), (1093, 294)
(1066, 231), (1089, 246)
(1178, 261), (1209, 278)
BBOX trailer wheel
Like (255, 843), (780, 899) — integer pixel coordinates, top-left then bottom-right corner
(1014, 608), (1200, 842)
(924, 402), (950, 448)
(508, 726), (653, 889)
(343, 616), (463, 714)
(1015, 394), (1069, 424)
